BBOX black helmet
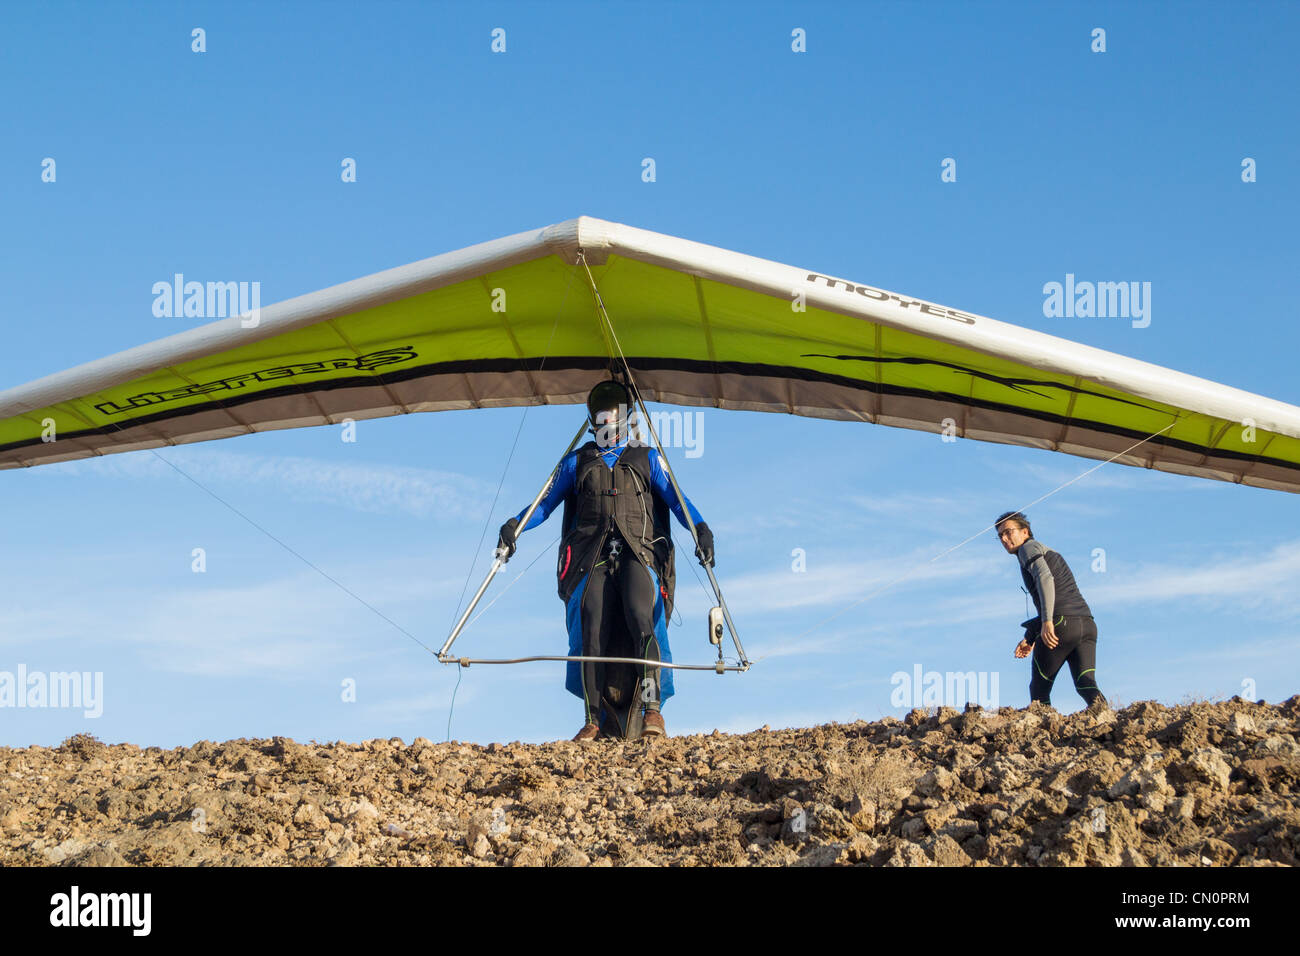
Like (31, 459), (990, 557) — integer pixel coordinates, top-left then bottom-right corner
(587, 380), (631, 425)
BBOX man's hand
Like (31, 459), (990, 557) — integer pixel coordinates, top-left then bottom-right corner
(693, 522), (715, 568)
(1039, 618), (1059, 649)
(497, 517), (520, 560)
(1014, 639), (1032, 659)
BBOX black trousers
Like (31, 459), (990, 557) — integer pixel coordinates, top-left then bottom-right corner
(578, 553), (662, 724)
(1029, 615), (1105, 706)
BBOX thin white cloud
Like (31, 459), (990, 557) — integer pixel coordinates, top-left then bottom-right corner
(844, 492), (963, 516)
(1126, 633), (1300, 666)
(722, 549), (1000, 615)
(362, 689), (470, 720)
(123, 575), (398, 677)
(0, 558), (453, 678)
(744, 632), (853, 662)
(1093, 540), (1300, 616)
(46, 449), (492, 519)
(712, 493), (977, 540)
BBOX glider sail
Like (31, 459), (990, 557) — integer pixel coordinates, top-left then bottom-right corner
(1, 216), (1298, 493)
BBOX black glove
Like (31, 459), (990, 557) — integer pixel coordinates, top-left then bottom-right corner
(693, 522), (715, 568)
(497, 517), (520, 559)
(1019, 617), (1040, 647)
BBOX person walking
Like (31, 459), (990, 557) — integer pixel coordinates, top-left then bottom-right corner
(996, 511), (1106, 710)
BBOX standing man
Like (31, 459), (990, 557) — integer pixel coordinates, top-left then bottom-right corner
(996, 511), (1107, 710)
(497, 380), (714, 741)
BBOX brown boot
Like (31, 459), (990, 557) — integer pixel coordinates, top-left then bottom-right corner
(642, 711), (666, 737)
(573, 723), (599, 741)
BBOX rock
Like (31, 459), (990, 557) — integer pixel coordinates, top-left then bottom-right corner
(929, 834), (972, 867)
(847, 794), (877, 832)
(1, 805), (29, 829)
(837, 834), (878, 864)
(1107, 753), (1171, 805)
(900, 816), (927, 839)
(1015, 712), (1042, 731)
(1200, 837), (1237, 866)
(326, 837), (360, 867)
(938, 818), (980, 843)
(1256, 736), (1300, 760)
(550, 845), (591, 867)
(792, 844), (845, 867)
(346, 799), (380, 823)
(1120, 847), (1148, 867)
(1186, 748), (1233, 792)
(986, 753), (1031, 791)
(511, 844), (548, 867)
(886, 842), (932, 867)
(921, 804), (958, 833)
(75, 843), (128, 867)
(0, 699), (1292, 869)
(96, 792), (132, 820)
(1226, 713), (1255, 737)
(292, 802), (328, 829)
(1085, 706), (1117, 728)
(1138, 788), (1171, 813)
(962, 833), (988, 860)
(43, 839), (87, 864)
(916, 767), (955, 797)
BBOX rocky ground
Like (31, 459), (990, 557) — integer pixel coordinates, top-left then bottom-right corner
(1, 697), (1297, 866)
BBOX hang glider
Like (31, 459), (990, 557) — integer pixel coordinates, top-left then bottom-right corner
(1, 215), (1298, 493)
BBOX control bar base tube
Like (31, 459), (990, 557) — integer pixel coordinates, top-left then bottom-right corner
(437, 653), (746, 671)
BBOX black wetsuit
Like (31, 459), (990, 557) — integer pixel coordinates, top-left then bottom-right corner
(1016, 539), (1105, 707)
(578, 534), (663, 726)
(515, 437), (703, 731)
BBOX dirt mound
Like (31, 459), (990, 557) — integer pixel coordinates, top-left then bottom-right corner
(2, 698), (1297, 866)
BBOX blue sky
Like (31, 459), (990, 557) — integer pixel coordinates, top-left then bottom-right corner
(2, 0), (1297, 747)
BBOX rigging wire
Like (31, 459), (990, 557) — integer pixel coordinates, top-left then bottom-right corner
(138, 444), (440, 655)
(464, 533), (561, 629)
(440, 253), (745, 671)
(754, 421), (1179, 662)
(575, 249), (749, 667)
(446, 664), (464, 742)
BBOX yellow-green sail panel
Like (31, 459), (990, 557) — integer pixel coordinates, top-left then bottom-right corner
(0, 217), (1296, 493)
